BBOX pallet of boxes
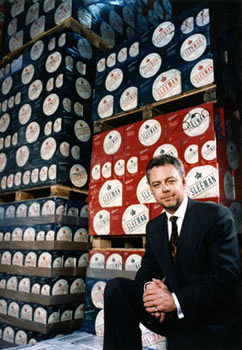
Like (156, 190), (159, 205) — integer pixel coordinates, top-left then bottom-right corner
(0, 0), (111, 346)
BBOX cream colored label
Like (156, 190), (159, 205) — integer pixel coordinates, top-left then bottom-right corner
(91, 163), (101, 180)
(53, 118), (62, 132)
(74, 303), (84, 319)
(70, 164), (88, 187)
(0, 113), (10, 132)
(14, 172), (21, 187)
(98, 95), (114, 119)
(70, 278), (85, 294)
(48, 37), (56, 51)
(101, 162), (112, 178)
(46, 51), (62, 73)
(28, 79), (43, 100)
(127, 156), (138, 174)
(43, 93), (59, 116)
(16, 145), (29, 167)
(16, 204), (27, 217)
(48, 164), (57, 180)
(40, 137), (57, 160)
(9, 31), (23, 52)
(60, 141), (70, 157)
(140, 324), (165, 346)
(18, 278), (30, 293)
(95, 309), (104, 336)
(154, 143), (178, 158)
(5, 205), (15, 218)
(55, 0), (72, 25)
(23, 171), (30, 185)
(106, 253), (122, 270)
(118, 47), (127, 62)
(78, 252), (89, 266)
(181, 34), (207, 62)
(114, 159), (125, 176)
(74, 228), (88, 242)
(152, 22), (175, 47)
(21, 304), (33, 320)
(181, 17), (194, 34)
(12, 251), (24, 266)
(104, 130), (122, 155)
(48, 311), (59, 324)
(11, 0), (24, 17)
(15, 330), (28, 345)
(129, 41), (139, 57)
(107, 53), (116, 67)
(186, 165), (219, 199)
(25, 252), (37, 267)
(8, 301), (19, 318)
(201, 140), (216, 161)
(76, 61), (86, 75)
(34, 307), (47, 323)
(56, 226), (72, 241)
(74, 120), (91, 142)
(152, 69), (181, 101)
(42, 200), (55, 215)
(74, 102), (83, 117)
(6, 276), (17, 290)
(12, 227), (23, 241)
(183, 107), (210, 137)
(38, 252), (52, 267)
(44, 0), (55, 13)
(46, 230), (55, 240)
(30, 40), (44, 60)
(139, 53), (162, 78)
(122, 204), (149, 234)
(71, 145), (80, 160)
(97, 58), (106, 72)
(52, 279), (69, 295)
(105, 68), (123, 92)
(18, 104), (32, 125)
(75, 77), (92, 99)
(4, 135), (11, 148)
(26, 122), (40, 143)
(191, 58), (214, 88)
(93, 210), (110, 236)
(120, 86), (138, 111)
(32, 283), (40, 294)
(29, 202), (40, 217)
(99, 179), (122, 207)
(36, 231), (45, 241)
(125, 254), (142, 271)
(21, 64), (35, 85)
(46, 77), (54, 92)
(196, 8), (210, 26)
(7, 174), (14, 189)
(23, 227), (35, 241)
(40, 166), (48, 181)
(30, 16), (45, 39)
(184, 144), (199, 164)
(91, 281), (106, 308)
(137, 176), (156, 203)
(0, 153), (7, 172)
(139, 119), (162, 146)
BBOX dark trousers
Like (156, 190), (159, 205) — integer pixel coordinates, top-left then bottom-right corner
(103, 277), (241, 350)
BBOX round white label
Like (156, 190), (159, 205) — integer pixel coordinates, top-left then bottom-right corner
(98, 95), (114, 119)
(114, 159), (125, 176)
(120, 86), (138, 111)
(71, 145), (80, 160)
(139, 53), (162, 78)
(23, 170), (30, 185)
(26, 122), (40, 143)
(31, 168), (39, 183)
(184, 144), (199, 164)
(0, 153), (7, 172)
(70, 164), (88, 187)
(43, 93), (59, 116)
(103, 130), (122, 155)
(125, 254), (142, 271)
(106, 253), (122, 270)
(186, 165), (219, 199)
(16, 146), (29, 167)
(129, 41), (139, 57)
(91, 281), (106, 308)
(30, 16), (45, 39)
(28, 79), (43, 100)
(0, 114), (10, 133)
(196, 8), (210, 27)
(137, 176), (156, 203)
(118, 47), (127, 63)
(181, 33), (207, 62)
(75, 77), (92, 99)
(190, 58), (214, 88)
(18, 104), (32, 125)
(105, 68), (123, 92)
(44, 121), (52, 136)
(40, 166), (48, 181)
(74, 120), (91, 142)
(40, 137), (57, 160)
(30, 40), (44, 61)
(139, 119), (162, 146)
(183, 107), (210, 137)
(107, 53), (116, 67)
(48, 164), (57, 180)
(93, 210), (110, 235)
(152, 69), (181, 101)
(46, 51), (62, 73)
(201, 140), (216, 161)
(127, 156), (138, 174)
(152, 22), (175, 47)
(60, 141), (70, 157)
(181, 17), (194, 34)
(53, 118), (62, 132)
(97, 58), (106, 73)
(21, 64), (35, 85)
(1, 76), (13, 96)
(101, 162), (112, 179)
(122, 204), (149, 234)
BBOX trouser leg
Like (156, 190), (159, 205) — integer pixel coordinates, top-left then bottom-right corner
(103, 277), (144, 350)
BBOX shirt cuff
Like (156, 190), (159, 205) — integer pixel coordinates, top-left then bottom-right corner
(172, 293), (184, 319)
(143, 281), (154, 291)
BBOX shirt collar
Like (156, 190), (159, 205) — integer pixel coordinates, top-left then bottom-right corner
(165, 194), (188, 221)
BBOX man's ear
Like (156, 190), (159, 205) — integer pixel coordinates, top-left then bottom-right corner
(182, 176), (186, 186)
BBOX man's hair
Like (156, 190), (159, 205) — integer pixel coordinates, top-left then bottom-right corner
(146, 154), (185, 183)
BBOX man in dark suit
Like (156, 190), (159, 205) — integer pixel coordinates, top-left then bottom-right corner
(103, 154), (241, 350)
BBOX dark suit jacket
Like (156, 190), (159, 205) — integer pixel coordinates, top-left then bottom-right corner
(135, 198), (241, 337)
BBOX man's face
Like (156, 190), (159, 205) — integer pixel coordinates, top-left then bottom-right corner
(149, 164), (186, 214)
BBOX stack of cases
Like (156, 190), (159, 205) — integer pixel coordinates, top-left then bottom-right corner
(2, 0), (172, 56)
(0, 27), (104, 193)
(0, 196), (88, 345)
(92, 2), (236, 121)
(0, 1), (4, 64)
(88, 101), (242, 236)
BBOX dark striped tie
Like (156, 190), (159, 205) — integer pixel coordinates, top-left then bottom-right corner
(169, 216), (178, 263)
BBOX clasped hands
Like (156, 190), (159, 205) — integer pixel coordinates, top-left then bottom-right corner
(143, 278), (176, 323)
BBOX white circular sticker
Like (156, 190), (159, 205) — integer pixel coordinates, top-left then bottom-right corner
(127, 156), (138, 174)
(152, 69), (181, 101)
(1, 76), (13, 95)
(93, 210), (110, 236)
(0, 114), (10, 133)
(137, 175), (156, 203)
(28, 79), (43, 100)
(129, 41), (139, 57)
(181, 17), (194, 34)
(21, 64), (35, 85)
(16, 145), (29, 167)
(40, 137), (57, 160)
(40, 166), (48, 181)
(120, 86), (138, 111)
(114, 159), (125, 176)
(106, 253), (122, 270)
(101, 162), (112, 179)
(75, 77), (92, 99)
(70, 164), (88, 187)
(190, 58), (214, 88)
(43, 93), (59, 116)
(106, 53), (116, 67)
(97, 57), (105, 72)
(26, 122), (40, 143)
(125, 254), (142, 271)
(186, 165), (219, 199)
(152, 21), (175, 47)
(122, 204), (149, 234)
(139, 53), (162, 78)
(48, 164), (56, 180)
(31, 168), (39, 183)
(30, 40), (44, 61)
(14, 172), (22, 186)
(138, 119), (162, 146)
(74, 120), (91, 142)
(105, 68), (123, 92)
(74, 102), (83, 117)
(44, 121), (52, 136)
(183, 107), (210, 137)
(91, 281), (106, 308)
(0, 153), (7, 172)
(23, 170), (30, 185)
(98, 95), (114, 119)
(91, 164), (101, 180)
(181, 33), (207, 62)
(18, 104), (32, 125)
(46, 77), (54, 91)
(201, 140), (216, 161)
(184, 144), (199, 164)
(89, 252), (105, 268)
(196, 8), (210, 26)
(53, 118), (62, 133)
(71, 145), (80, 160)
(118, 47), (127, 63)
(103, 130), (122, 155)
(45, 51), (62, 72)
(60, 141), (70, 157)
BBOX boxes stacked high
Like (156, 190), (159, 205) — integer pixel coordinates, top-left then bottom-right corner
(0, 1), (4, 64)
(88, 101), (242, 236)
(92, 3), (237, 121)
(0, 27), (104, 193)
(2, 0), (173, 56)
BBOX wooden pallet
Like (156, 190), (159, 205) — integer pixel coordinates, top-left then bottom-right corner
(0, 184), (88, 203)
(91, 235), (146, 249)
(93, 84), (217, 134)
(3, 17), (110, 63)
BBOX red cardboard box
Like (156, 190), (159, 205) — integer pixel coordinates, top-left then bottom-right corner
(123, 249), (145, 271)
(124, 171), (156, 206)
(124, 115), (165, 153)
(105, 250), (123, 270)
(150, 202), (164, 219)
